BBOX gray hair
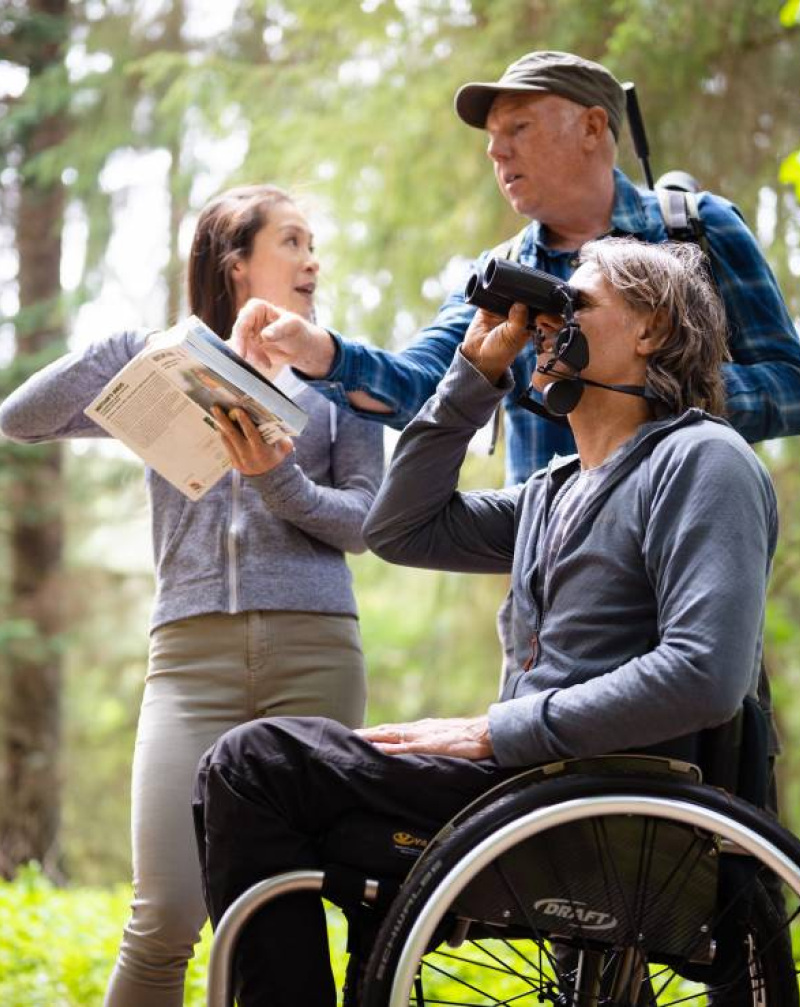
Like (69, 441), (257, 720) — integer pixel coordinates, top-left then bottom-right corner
(579, 238), (729, 417)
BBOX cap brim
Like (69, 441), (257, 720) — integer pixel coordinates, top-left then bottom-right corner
(454, 81), (550, 129)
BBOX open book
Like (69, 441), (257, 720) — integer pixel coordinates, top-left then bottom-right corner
(85, 315), (308, 500)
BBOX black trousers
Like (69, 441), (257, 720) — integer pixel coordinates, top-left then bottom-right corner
(192, 716), (514, 1007)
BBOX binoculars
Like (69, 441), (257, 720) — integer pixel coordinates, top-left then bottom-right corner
(464, 258), (576, 323)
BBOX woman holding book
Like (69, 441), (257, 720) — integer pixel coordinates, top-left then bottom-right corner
(0, 184), (384, 1007)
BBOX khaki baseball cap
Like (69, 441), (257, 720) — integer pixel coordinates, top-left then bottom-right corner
(455, 50), (625, 139)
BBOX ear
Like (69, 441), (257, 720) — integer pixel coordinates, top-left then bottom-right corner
(229, 257), (250, 299)
(582, 106), (608, 150)
(636, 307), (670, 358)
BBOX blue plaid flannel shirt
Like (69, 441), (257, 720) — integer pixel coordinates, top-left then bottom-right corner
(313, 169), (800, 486)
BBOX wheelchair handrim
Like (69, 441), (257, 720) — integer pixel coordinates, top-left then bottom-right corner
(389, 794), (800, 1007)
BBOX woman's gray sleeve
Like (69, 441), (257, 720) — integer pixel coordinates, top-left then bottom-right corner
(247, 407), (385, 555)
(0, 330), (147, 442)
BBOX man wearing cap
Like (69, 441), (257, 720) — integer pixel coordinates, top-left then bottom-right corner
(231, 50), (800, 488)
(195, 239), (779, 1005)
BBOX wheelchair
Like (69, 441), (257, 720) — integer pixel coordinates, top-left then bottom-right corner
(206, 699), (800, 1006)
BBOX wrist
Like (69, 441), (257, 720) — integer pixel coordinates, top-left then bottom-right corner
(458, 345), (505, 387)
(470, 715), (493, 757)
(304, 325), (337, 378)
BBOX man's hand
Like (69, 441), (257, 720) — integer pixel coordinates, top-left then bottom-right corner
(212, 406), (293, 476)
(356, 716), (493, 761)
(461, 303), (530, 385)
(231, 298), (337, 378)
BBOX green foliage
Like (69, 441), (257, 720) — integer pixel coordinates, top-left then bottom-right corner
(3, 864), (796, 1004)
(779, 149), (800, 200)
(0, 620), (65, 664)
(0, 865), (139, 1006)
(352, 440), (509, 723)
(0, 863), (348, 1005)
(0, 63), (71, 156)
(0, 7), (68, 62)
(761, 439), (800, 833)
(0, 863), (211, 1004)
(780, 0), (800, 26)
(233, 1), (527, 339)
(56, 453), (153, 883)
(354, 554), (509, 724)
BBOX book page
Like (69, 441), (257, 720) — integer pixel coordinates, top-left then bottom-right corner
(84, 317), (310, 500)
(146, 341), (299, 443)
(85, 353), (231, 500)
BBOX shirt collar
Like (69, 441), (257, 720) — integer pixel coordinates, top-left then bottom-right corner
(525, 168), (663, 255)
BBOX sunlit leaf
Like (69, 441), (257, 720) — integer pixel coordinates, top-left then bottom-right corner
(779, 0), (800, 27)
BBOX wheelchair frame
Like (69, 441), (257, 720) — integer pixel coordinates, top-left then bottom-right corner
(205, 755), (800, 1007)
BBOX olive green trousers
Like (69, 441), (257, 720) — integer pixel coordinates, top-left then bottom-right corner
(104, 610), (365, 1007)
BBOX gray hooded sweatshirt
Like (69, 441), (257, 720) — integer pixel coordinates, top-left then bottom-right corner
(364, 351), (777, 767)
(0, 329), (384, 630)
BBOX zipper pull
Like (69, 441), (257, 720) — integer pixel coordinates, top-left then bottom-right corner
(522, 632), (540, 672)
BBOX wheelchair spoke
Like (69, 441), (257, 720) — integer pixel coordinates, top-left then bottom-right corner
(485, 935), (553, 978)
(494, 855), (580, 990)
(416, 953), (548, 1004)
(453, 938), (548, 986)
(411, 995), (535, 1007)
(592, 816), (642, 945)
(433, 945), (541, 980)
(736, 879), (800, 965)
(637, 823), (715, 939)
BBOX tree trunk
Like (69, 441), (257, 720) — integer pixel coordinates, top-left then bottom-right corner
(0, 0), (68, 879)
(165, 0), (188, 325)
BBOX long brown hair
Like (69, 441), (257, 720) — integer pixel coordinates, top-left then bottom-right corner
(187, 184), (294, 339)
(580, 238), (729, 416)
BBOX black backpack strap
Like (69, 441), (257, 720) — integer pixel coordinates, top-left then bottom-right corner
(737, 695), (770, 808)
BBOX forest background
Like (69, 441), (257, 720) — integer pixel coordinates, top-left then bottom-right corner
(2, 0), (800, 1000)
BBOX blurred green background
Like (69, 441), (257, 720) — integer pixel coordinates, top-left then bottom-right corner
(2, 0), (800, 1001)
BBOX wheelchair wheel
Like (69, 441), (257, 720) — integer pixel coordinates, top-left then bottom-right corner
(361, 772), (800, 1006)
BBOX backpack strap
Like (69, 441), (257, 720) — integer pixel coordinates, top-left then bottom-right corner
(488, 225), (528, 265)
(656, 188), (709, 256)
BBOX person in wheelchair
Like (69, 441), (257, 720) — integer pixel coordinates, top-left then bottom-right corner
(193, 237), (779, 1006)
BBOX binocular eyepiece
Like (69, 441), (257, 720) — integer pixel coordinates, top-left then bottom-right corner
(464, 258), (576, 323)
